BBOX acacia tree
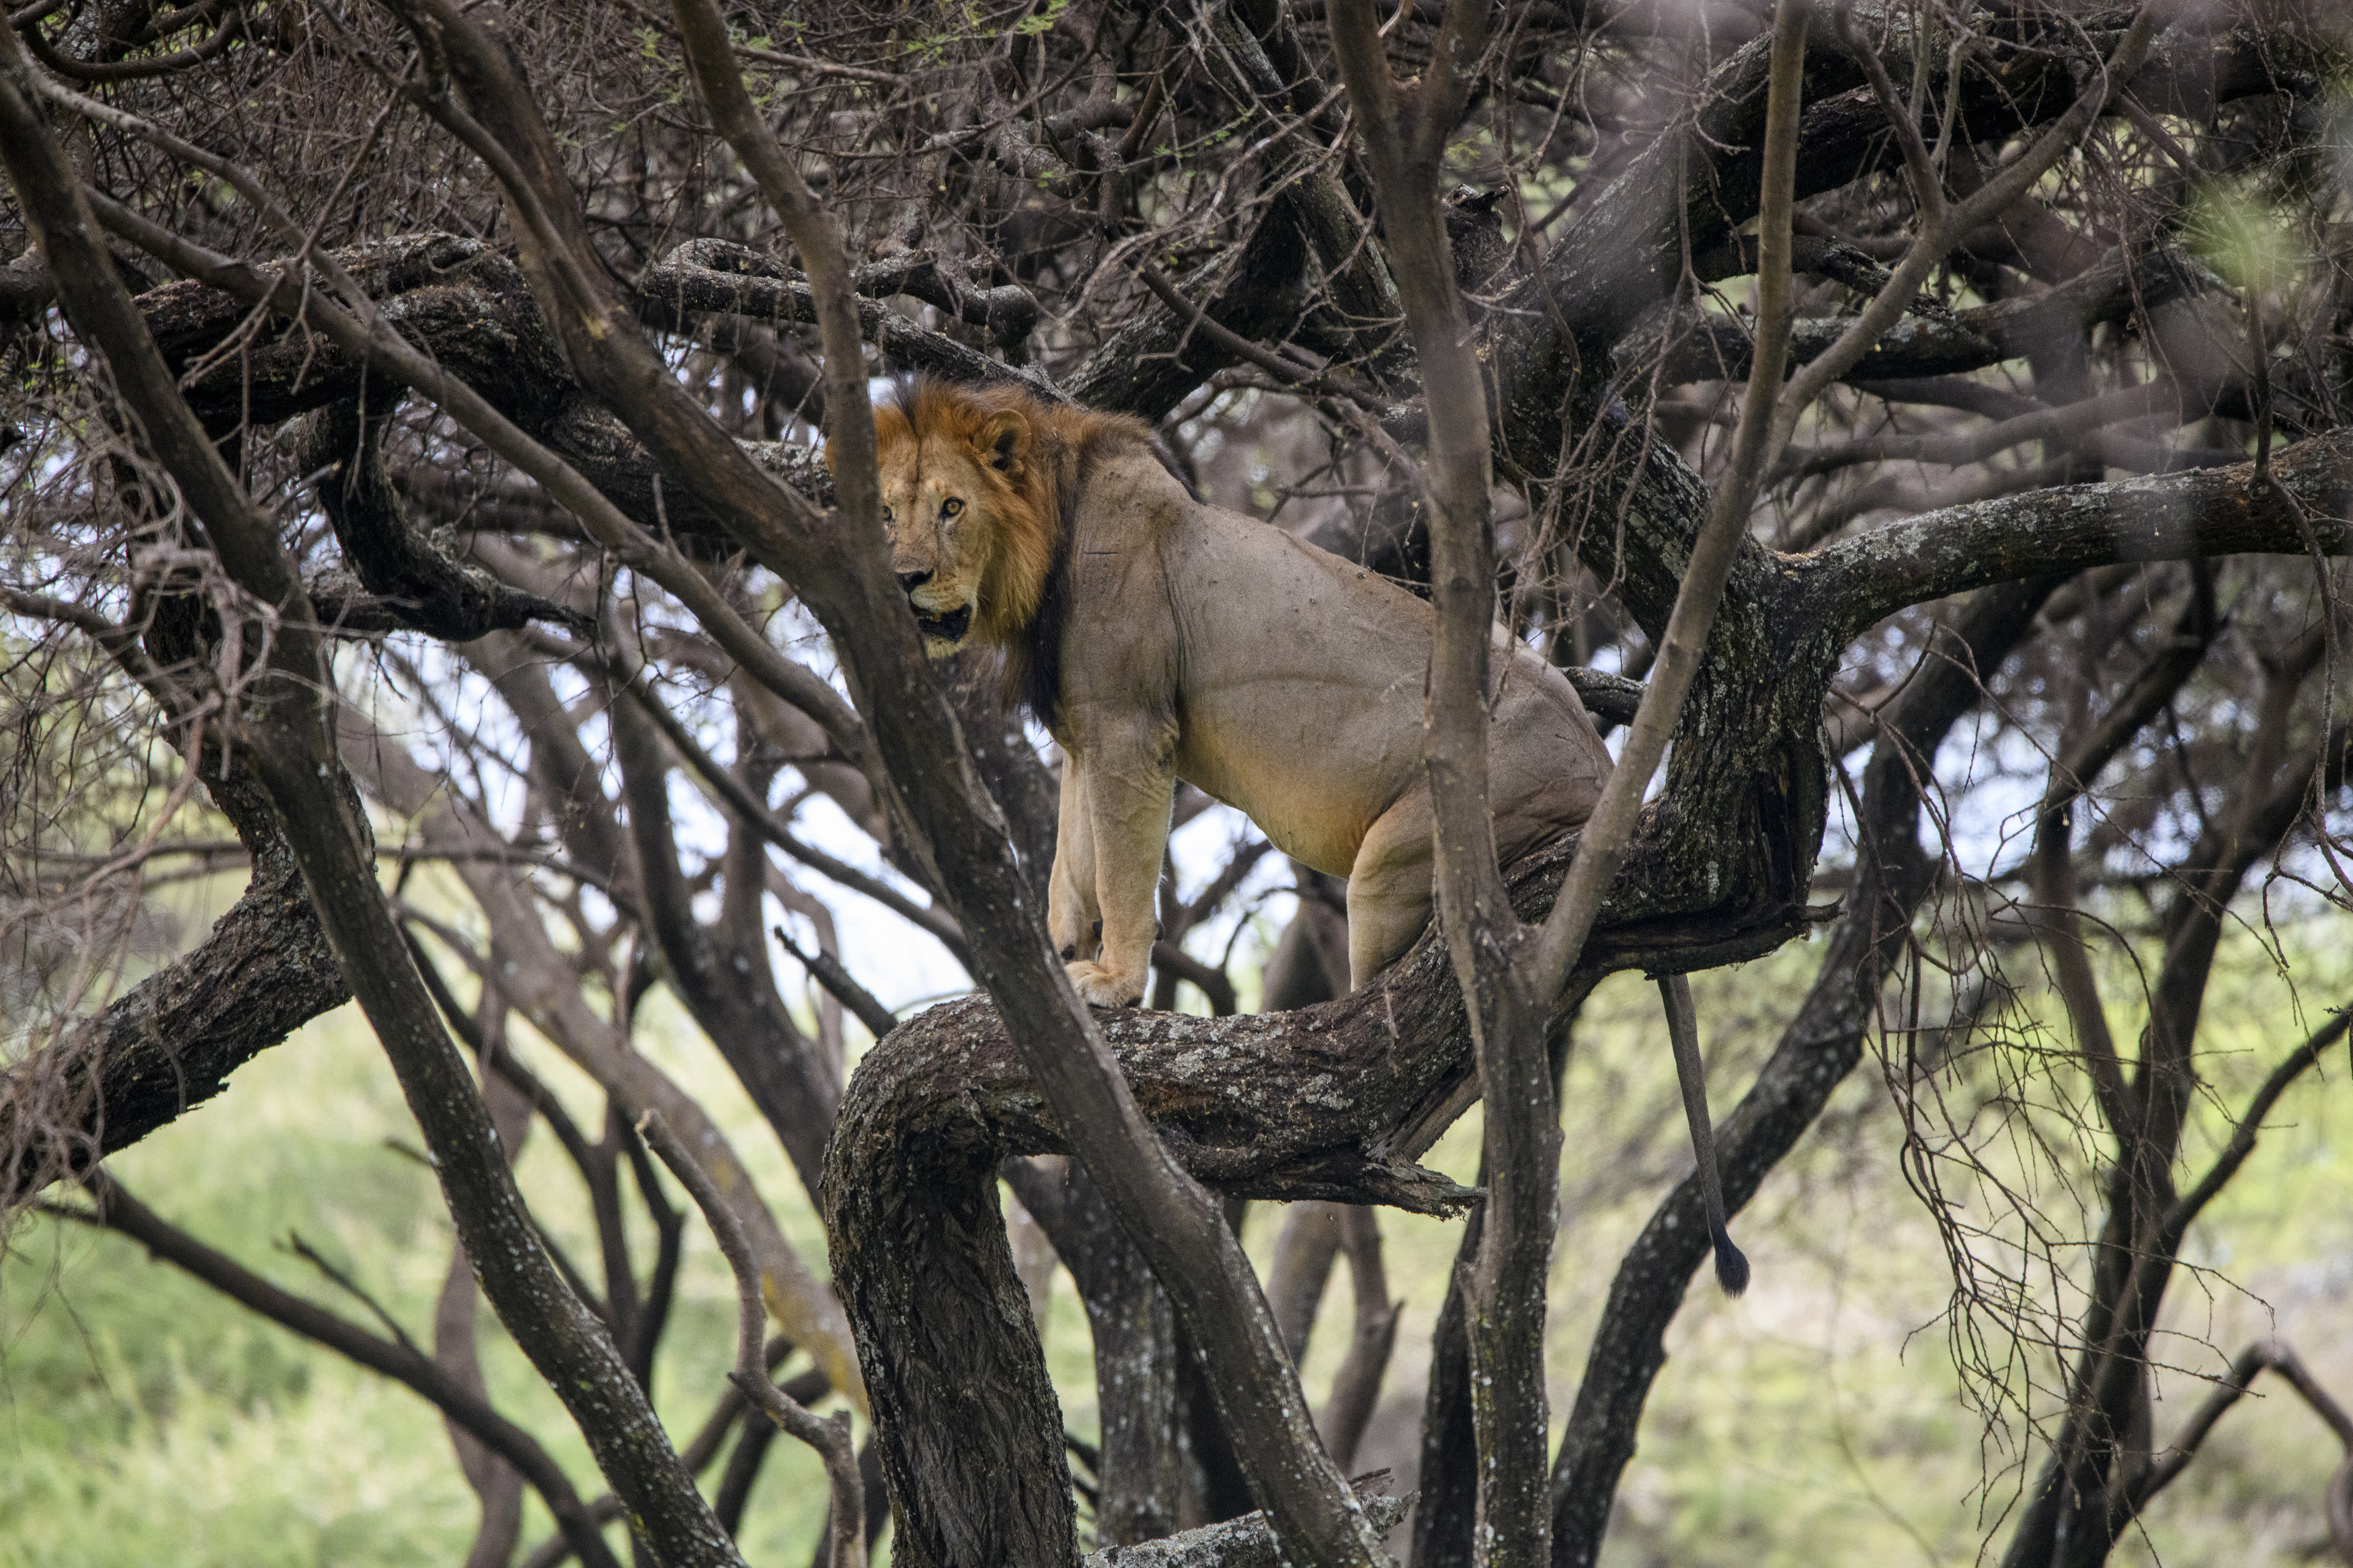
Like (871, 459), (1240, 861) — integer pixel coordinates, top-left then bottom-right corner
(2, 1), (2350, 1566)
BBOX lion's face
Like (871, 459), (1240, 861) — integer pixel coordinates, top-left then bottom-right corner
(869, 388), (1047, 660)
(877, 435), (994, 657)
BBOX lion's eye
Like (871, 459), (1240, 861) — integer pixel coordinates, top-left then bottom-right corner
(881, 505), (893, 524)
(941, 497), (964, 520)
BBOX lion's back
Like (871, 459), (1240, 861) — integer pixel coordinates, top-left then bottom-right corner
(1055, 448), (1609, 870)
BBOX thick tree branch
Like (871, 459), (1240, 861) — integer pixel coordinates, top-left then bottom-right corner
(362, 5), (1383, 1562)
(826, 782), (1814, 1568)
(1552, 575), (2061, 1565)
(0, 749), (345, 1205)
(1808, 432), (2353, 629)
(301, 400), (586, 641)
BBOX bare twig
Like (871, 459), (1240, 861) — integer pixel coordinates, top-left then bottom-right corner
(774, 923), (899, 1040)
(635, 1110), (865, 1568)
(2135, 1340), (2353, 1505)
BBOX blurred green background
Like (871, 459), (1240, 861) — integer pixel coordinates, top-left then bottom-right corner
(3, 899), (2347, 1568)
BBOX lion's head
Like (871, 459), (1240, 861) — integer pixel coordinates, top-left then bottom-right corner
(859, 379), (1062, 661)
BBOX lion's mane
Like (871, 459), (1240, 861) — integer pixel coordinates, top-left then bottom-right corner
(875, 378), (1149, 723)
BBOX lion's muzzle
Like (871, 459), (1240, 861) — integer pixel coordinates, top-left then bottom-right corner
(912, 601), (973, 652)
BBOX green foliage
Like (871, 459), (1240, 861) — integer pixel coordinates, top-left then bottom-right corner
(2188, 178), (2306, 299)
(1014, 0), (1070, 38)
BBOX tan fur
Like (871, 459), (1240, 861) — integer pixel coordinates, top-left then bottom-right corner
(868, 378), (1613, 1007)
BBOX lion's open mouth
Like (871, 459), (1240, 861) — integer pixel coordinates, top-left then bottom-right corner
(913, 603), (973, 645)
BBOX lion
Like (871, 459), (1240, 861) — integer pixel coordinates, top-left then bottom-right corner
(861, 375), (1756, 1291)
(866, 376), (1614, 1009)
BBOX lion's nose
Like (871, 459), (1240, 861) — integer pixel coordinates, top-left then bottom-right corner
(897, 569), (932, 593)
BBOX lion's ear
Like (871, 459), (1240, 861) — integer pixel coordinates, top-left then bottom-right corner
(974, 409), (1031, 477)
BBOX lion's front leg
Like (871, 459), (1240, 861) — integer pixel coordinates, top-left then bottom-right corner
(1046, 750), (1099, 963)
(1062, 721), (1174, 1007)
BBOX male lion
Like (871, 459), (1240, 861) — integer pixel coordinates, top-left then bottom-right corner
(869, 377), (1613, 1009)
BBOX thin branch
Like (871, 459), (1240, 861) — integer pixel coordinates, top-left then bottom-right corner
(774, 923), (898, 1040)
(2164, 1003), (2351, 1243)
(1133, 259), (1386, 413)
(50, 1176), (625, 1568)
(1766, 5), (2171, 460)
(615, 671), (967, 958)
(1326, 0), (1552, 1559)
(2033, 566), (2217, 1140)
(635, 1110), (864, 1568)
(2135, 1340), (2353, 1505)
(1528, 0), (1814, 1045)
(75, 190), (888, 800)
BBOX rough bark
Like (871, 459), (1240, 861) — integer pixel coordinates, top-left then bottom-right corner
(1076, 1485), (1410, 1568)
(1805, 429), (2353, 628)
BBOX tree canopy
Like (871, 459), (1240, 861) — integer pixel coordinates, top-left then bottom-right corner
(2, 1), (2350, 1565)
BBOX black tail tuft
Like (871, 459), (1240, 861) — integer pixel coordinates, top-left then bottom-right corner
(1712, 1230), (1751, 1297)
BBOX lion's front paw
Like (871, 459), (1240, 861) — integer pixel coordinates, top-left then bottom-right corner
(1064, 958), (1144, 1008)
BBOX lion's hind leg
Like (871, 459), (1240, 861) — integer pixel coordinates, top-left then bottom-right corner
(1343, 786), (1437, 990)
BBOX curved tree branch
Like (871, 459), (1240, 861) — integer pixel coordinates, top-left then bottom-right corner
(1808, 432), (2353, 631)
